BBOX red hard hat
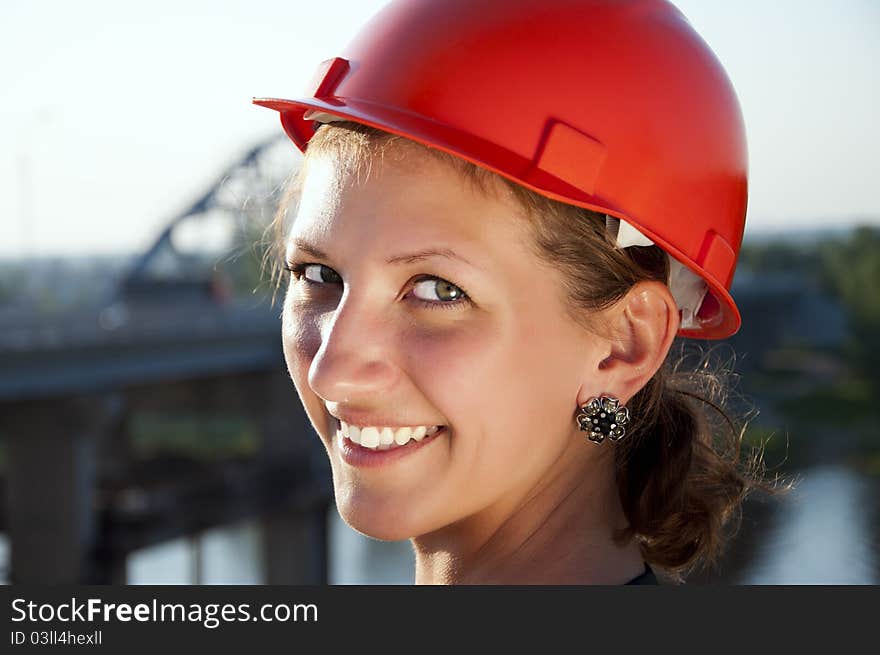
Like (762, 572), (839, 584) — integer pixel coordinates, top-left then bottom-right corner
(254, 0), (748, 339)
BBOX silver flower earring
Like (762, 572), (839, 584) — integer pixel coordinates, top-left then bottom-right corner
(576, 396), (630, 444)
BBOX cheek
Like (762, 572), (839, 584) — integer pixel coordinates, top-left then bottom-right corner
(408, 312), (540, 391)
(402, 318), (497, 387)
(403, 316), (575, 511)
(412, 310), (576, 444)
(404, 318), (530, 448)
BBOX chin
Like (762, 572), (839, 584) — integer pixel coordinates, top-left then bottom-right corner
(333, 488), (423, 542)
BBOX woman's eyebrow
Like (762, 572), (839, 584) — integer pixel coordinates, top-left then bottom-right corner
(289, 239), (328, 260)
(385, 248), (474, 267)
(290, 238), (475, 268)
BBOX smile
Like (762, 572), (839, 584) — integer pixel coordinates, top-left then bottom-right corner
(333, 417), (448, 468)
(336, 419), (444, 451)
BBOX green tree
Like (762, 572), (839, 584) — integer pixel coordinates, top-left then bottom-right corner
(739, 240), (817, 276)
(820, 225), (880, 393)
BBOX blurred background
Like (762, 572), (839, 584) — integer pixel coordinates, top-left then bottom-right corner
(0, 0), (877, 584)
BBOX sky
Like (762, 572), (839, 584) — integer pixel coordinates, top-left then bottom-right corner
(0, 0), (878, 257)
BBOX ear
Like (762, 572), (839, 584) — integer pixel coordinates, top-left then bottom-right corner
(583, 281), (679, 406)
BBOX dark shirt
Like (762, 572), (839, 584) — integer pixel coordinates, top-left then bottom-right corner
(625, 563), (659, 585)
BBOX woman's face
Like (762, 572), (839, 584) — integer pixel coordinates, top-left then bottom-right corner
(282, 145), (613, 540)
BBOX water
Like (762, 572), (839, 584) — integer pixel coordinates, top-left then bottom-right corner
(738, 465), (879, 584)
(127, 522), (264, 585)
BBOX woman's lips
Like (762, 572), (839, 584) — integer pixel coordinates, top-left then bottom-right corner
(337, 426), (447, 468)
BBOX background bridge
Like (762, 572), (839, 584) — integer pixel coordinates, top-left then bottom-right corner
(0, 136), (333, 584)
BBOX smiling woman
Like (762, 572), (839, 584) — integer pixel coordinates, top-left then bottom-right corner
(255, 0), (792, 585)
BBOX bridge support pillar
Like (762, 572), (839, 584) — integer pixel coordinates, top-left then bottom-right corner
(262, 506), (328, 584)
(2, 395), (114, 583)
(252, 369), (331, 584)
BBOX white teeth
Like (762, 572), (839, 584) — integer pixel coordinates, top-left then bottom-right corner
(379, 427), (395, 446)
(394, 427), (413, 445)
(360, 426), (381, 448)
(337, 420), (444, 451)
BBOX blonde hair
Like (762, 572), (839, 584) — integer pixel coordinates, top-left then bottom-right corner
(263, 121), (793, 583)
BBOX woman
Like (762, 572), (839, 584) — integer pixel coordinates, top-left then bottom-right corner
(254, 0), (787, 584)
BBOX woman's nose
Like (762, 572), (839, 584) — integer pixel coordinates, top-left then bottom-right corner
(306, 294), (402, 403)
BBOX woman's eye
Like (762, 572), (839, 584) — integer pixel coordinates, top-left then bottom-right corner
(303, 263), (341, 284)
(286, 262), (342, 284)
(411, 277), (469, 307)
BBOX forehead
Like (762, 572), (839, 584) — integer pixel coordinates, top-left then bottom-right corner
(289, 146), (532, 260)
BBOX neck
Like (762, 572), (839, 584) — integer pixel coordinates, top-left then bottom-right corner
(410, 444), (646, 585)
